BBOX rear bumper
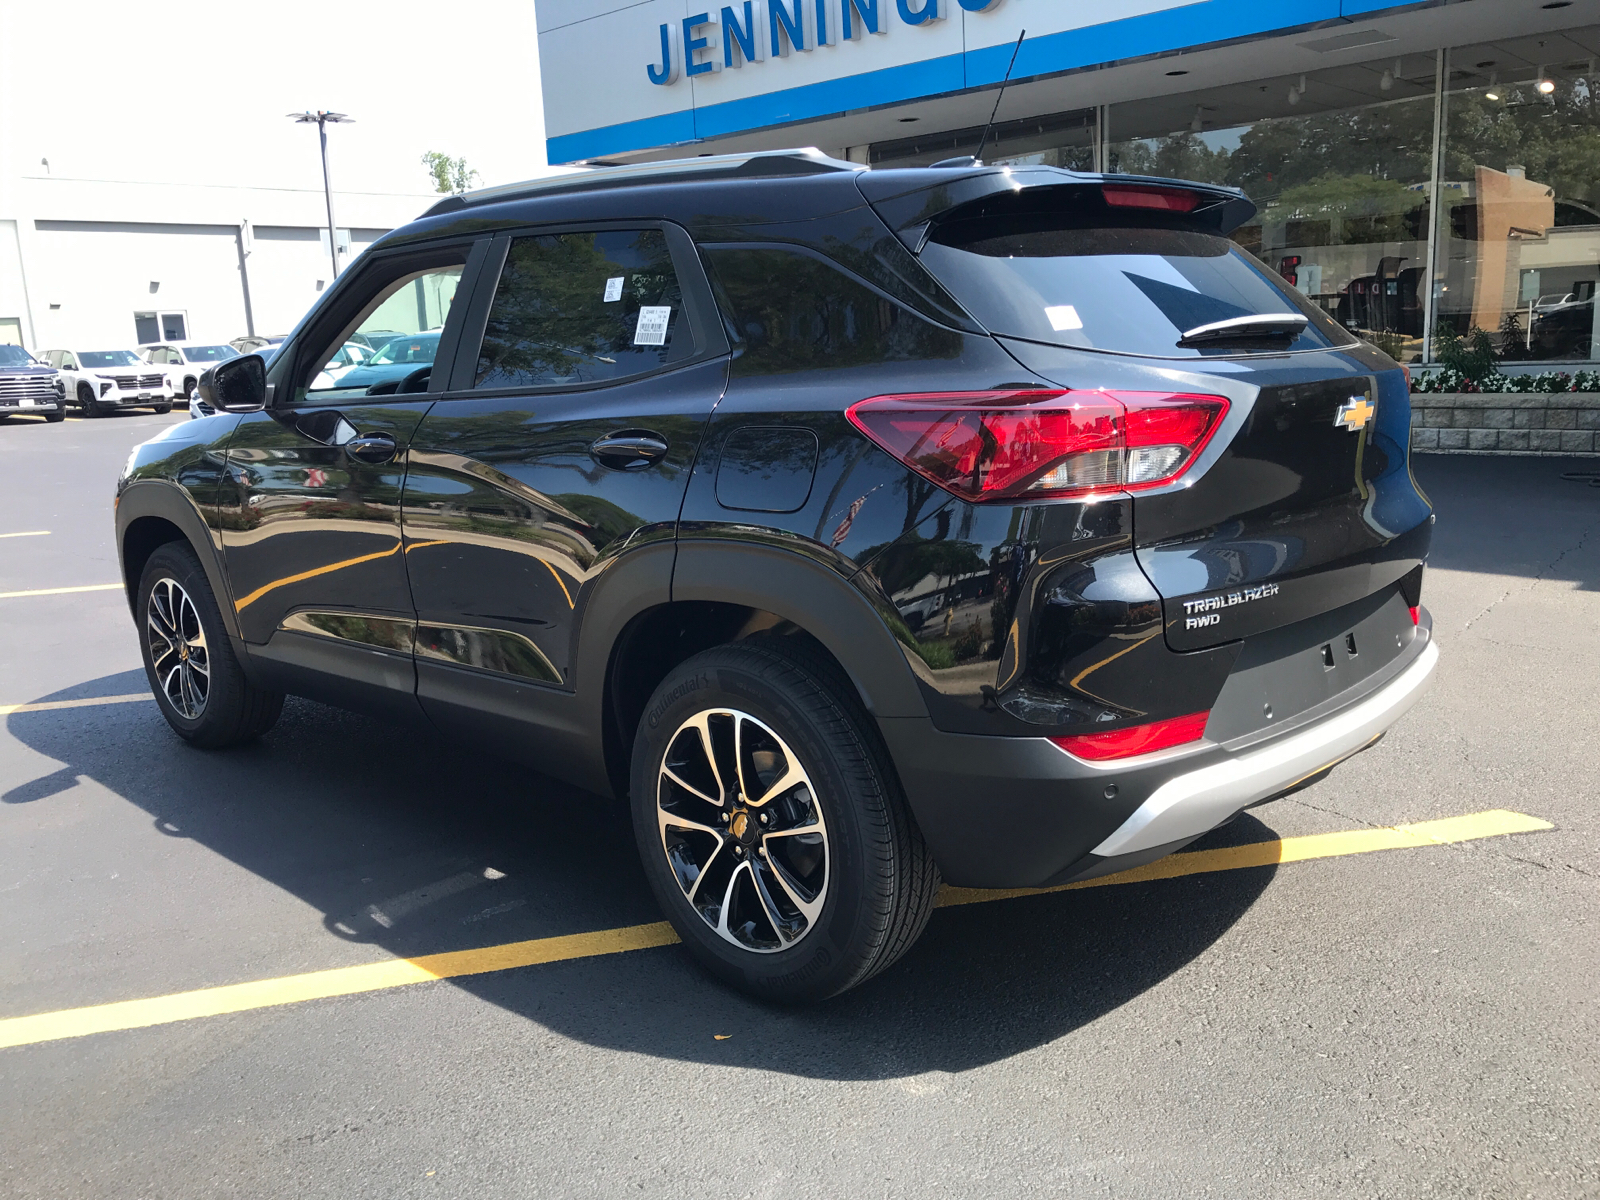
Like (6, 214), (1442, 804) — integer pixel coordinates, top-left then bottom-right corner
(1090, 637), (1436, 857)
(880, 615), (1437, 888)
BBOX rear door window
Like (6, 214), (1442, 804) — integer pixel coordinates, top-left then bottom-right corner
(920, 204), (1355, 358)
(474, 229), (691, 390)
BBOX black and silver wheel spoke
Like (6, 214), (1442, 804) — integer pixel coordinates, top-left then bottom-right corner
(145, 577), (209, 720)
(657, 707), (829, 954)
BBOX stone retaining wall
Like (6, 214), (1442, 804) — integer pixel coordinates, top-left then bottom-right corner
(1409, 392), (1600, 455)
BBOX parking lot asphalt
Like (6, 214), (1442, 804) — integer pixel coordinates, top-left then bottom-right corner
(1, 408), (1596, 1199)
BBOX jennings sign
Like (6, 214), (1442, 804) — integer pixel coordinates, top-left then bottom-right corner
(647, 0), (1005, 85)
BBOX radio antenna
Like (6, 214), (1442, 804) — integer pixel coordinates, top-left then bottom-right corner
(972, 29), (1026, 166)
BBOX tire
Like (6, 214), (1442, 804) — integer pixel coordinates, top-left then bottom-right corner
(77, 383), (104, 417)
(44, 408), (65, 423)
(154, 402), (173, 414)
(136, 542), (284, 748)
(630, 637), (940, 1003)
(182, 377), (196, 402)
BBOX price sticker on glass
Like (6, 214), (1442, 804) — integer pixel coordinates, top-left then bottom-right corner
(633, 306), (672, 346)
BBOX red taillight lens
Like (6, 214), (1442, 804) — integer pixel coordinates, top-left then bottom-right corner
(1409, 606), (1420, 626)
(1050, 711), (1210, 761)
(845, 389), (1228, 503)
(1102, 184), (1204, 213)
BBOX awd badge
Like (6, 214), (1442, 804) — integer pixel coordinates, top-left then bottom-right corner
(1335, 396), (1375, 432)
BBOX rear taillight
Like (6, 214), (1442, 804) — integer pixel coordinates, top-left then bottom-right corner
(845, 389), (1229, 503)
(1102, 184), (1204, 213)
(1049, 711), (1210, 761)
(1409, 606), (1420, 626)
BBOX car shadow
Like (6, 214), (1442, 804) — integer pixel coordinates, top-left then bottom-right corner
(5, 672), (1275, 1080)
(1414, 454), (1600, 587)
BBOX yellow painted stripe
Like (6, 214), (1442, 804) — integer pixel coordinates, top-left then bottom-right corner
(0, 583), (122, 600)
(0, 923), (679, 1050)
(232, 544), (401, 612)
(0, 530), (50, 539)
(0, 810), (1550, 1051)
(0, 693), (151, 717)
(540, 558), (575, 609)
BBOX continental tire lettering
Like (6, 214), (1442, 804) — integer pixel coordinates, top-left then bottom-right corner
(646, 673), (711, 729)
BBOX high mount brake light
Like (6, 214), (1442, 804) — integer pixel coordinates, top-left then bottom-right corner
(1102, 184), (1205, 213)
(1050, 711), (1211, 761)
(845, 389), (1229, 503)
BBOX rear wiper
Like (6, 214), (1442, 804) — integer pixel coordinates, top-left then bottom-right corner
(1178, 313), (1309, 346)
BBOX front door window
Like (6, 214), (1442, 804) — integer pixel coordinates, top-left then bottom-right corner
(304, 264), (464, 402)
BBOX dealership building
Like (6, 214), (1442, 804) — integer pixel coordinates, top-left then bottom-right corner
(538, 0), (1600, 367)
(0, 177), (438, 354)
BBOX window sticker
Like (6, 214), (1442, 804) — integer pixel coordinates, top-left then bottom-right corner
(633, 305), (672, 346)
(603, 276), (625, 303)
(1045, 305), (1083, 331)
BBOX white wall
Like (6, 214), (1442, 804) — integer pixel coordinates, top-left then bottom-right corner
(1, 177), (441, 352)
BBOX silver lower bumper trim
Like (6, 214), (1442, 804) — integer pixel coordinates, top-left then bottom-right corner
(1092, 639), (1440, 858)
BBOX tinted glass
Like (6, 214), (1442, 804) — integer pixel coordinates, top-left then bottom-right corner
(181, 344), (237, 362)
(475, 230), (688, 389)
(0, 345), (35, 367)
(705, 246), (961, 374)
(305, 261), (464, 401)
(920, 210), (1354, 358)
(80, 350), (145, 368)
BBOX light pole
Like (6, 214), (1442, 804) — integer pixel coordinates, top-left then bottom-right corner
(288, 110), (354, 282)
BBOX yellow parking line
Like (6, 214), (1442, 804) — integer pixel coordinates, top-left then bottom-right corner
(0, 531), (50, 539)
(0, 694), (151, 717)
(0, 810), (1549, 1051)
(0, 583), (122, 600)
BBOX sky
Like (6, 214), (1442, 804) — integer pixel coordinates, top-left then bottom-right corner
(1, 0), (549, 196)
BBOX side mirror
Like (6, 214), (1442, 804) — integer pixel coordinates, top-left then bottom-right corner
(199, 353), (268, 412)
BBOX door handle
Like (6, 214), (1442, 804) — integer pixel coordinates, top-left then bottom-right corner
(590, 430), (668, 471)
(346, 431), (398, 465)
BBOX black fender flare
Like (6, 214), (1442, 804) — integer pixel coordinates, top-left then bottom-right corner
(671, 539), (929, 720)
(116, 479), (241, 642)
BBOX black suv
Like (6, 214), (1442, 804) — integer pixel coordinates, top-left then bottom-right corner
(116, 150), (1436, 1001)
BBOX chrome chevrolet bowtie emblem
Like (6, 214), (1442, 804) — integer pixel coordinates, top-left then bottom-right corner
(1335, 396), (1375, 432)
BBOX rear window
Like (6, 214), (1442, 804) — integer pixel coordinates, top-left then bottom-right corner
(704, 245), (960, 376)
(921, 209), (1354, 358)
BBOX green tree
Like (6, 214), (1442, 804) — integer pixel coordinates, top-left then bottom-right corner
(421, 151), (480, 195)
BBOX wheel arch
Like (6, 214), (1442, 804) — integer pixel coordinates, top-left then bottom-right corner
(117, 480), (241, 640)
(593, 540), (929, 800)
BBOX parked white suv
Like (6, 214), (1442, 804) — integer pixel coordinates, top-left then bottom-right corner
(141, 342), (239, 404)
(45, 349), (174, 416)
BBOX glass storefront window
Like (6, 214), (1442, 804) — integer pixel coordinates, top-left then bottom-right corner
(1107, 65), (1438, 362)
(1433, 33), (1600, 363)
(870, 107), (1096, 170)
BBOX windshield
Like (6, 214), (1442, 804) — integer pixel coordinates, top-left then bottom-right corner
(368, 334), (439, 366)
(80, 350), (146, 368)
(0, 345), (37, 367)
(921, 210), (1355, 358)
(181, 345), (237, 363)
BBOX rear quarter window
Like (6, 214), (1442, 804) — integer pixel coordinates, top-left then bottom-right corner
(920, 212), (1355, 358)
(703, 246), (961, 375)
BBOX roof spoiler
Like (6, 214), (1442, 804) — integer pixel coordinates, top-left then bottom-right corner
(856, 166), (1258, 252)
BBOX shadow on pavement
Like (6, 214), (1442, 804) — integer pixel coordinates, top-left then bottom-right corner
(5, 673), (1274, 1079)
(1414, 454), (1600, 586)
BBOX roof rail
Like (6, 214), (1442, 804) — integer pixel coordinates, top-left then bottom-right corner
(422, 148), (858, 218)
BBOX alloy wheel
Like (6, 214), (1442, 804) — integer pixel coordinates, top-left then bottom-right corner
(656, 708), (829, 953)
(146, 577), (210, 718)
